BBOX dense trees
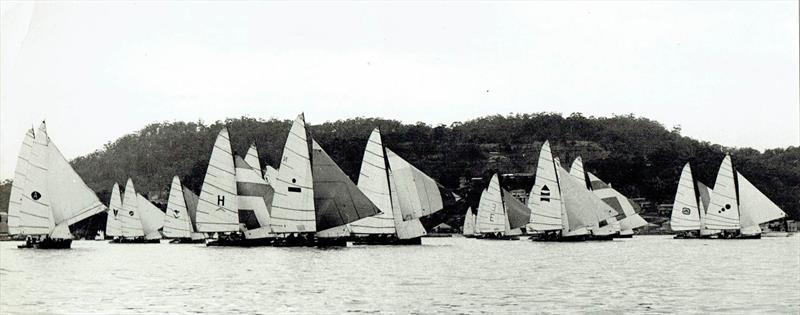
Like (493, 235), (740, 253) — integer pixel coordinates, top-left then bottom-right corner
(1, 113), (798, 223)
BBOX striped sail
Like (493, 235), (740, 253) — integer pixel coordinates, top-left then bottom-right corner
(350, 128), (397, 235)
(7, 128), (35, 235)
(105, 183), (124, 237)
(385, 148), (445, 221)
(163, 176), (192, 239)
(270, 114), (315, 233)
(527, 141), (563, 231)
(244, 143), (262, 176)
(137, 194), (164, 240)
(389, 169), (427, 239)
(196, 127), (239, 232)
(462, 207), (476, 236)
(264, 165), (279, 187)
(235, 155), (276, 239)
(17, 123), (55, 235)
(476, 174), (506, 233)
(737, 172), (786, 234)
(120, 179), (145, 237)
(704, 155), (741, 230)
(587, 171), (648, 231)
(311, 139), (381, 232)
(670, 163), (702, 231)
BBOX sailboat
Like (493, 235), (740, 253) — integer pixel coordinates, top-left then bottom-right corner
(384, 148), (458, 224)
(569, 157), (620, 240)
(585, 172), (649, 238)
(137, 193), (164, 241)
(163, 176), (204, 243)
(670, 163), (720, 238)
(474, 174), (531, 240)
(462, 207), (477, 237)
(349, 128), (428, 245)
(9, 122), (108, 249)
(269, 114), (381, 246)
(703, 154), (787, 239)
(104, 183), (123, 241)
(112, 178), (158, 243)
(527, 141), (596, 242)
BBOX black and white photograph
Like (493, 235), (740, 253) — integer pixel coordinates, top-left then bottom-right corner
(0, 1), (798, 314)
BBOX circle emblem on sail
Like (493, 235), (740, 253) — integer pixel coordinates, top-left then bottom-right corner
(681, 207), (691, 215)
(129, 211), (134, 216)
(31, 191), (41, 200)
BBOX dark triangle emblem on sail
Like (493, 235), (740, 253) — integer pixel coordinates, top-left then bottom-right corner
(311, 140), (381, 231)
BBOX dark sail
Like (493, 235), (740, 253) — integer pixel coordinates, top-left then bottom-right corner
(501, 189), (532, 230)
(182, 186), (200, 231)
(311, 140), (381, 231)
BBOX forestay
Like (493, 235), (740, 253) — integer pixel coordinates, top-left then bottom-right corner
(704, 155), (741, 230)
(137, 194), (164, 240)
(196, 128), (239, 232)
(270, 114), (315, 233)
(105, 183), (124, 237)
(476, 174), (506, 233)
(163, 176), (192, 239)
(527, 141), (563, 231)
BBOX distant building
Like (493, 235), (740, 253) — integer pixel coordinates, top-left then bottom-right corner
(432, 223), (453, 233)
(630, 197), (654, 213)
(656, 204), (673, 217)
(507, 189), (529, 205)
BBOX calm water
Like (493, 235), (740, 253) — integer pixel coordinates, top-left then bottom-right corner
(1, 235), (798, 314)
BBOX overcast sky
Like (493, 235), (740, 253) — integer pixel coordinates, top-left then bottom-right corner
(1, 1), (798, 180)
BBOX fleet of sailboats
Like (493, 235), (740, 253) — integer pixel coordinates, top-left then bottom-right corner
(5, 120), (792, 249)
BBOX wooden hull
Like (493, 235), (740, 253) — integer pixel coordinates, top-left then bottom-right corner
(169, 238), (207, 244)
(616, 234), (634, 239)
(529, 234), (588, 242)
(18, 238), (72, 249)
(353, 235), (422, 245)
(206, 237), (274, 247)
(477, 234), (519, 241)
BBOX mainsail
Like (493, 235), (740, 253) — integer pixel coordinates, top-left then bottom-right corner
(462, 207), (476, 236)
(8, 128), (36, 235)
(235, 155), (275, 239)
(502, 189), (531, 230)
(670, 163), (702, 231)
(704, 155), (741, 230)
(119, 178), (144, 238)
(244, 143), (262, 176)
(386, 148), (449, 221)
(105, 183), (124, 237)
(137, 194), (164, 240)
(350, 128), (398, 235)
(389, 169), (428, 239)
(196, 128), (239, 232)
(163, 176), (193, 239)
(270, 114), (315, 233)
(569, 157), (618, 235)
(737, 172), (786, 234)
(311, 139), (381, 232)
(558, 166), (598, 234)
(475, 174), (506, 233)
(527, 141), (563, 231)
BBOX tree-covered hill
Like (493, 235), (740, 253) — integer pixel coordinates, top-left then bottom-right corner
(2, 113), (798, 224)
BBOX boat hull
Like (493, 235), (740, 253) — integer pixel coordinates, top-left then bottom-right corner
(169, 238), (207, 244)
(587, 233), (617, 241)
(616, 234), (634, 239)
(352, 235), (422, 245)
(529, 234), (588, 242)
(206, 237), (274, 247)
(476, 233), (519, 241)
(109, 238), (160, 244)
(17, 238), (72, 249)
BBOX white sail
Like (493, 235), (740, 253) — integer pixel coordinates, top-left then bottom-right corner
(386, 148), (444, 221)
(17, 123), (55, 235)
(7, 128), (35, 235)
(264, 165), (279, 186)
(137, 194), (164, 240)
(105, 183), (124, 237)
(475, 174), (506, 233)
(670, 163), (702, 231)
(558, 166), (598, 234)
(119, 178), (145, 237)
(196, 127), (239, 232)
(244, 143), (262, 175)
(350, 128), (397, 235)
(463, 207), (476, 236)
(46, 138), (108, 227)
(704, 155), (741, 230)
(235, 155), (276, 239)
(527, 141), (563, 231)
(737, 172), (786, 233)
(569, 157), (617, 235)
(270, 114), (315, 233)
(163, 176), (193, 239)
(389, 169), (427, 239)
